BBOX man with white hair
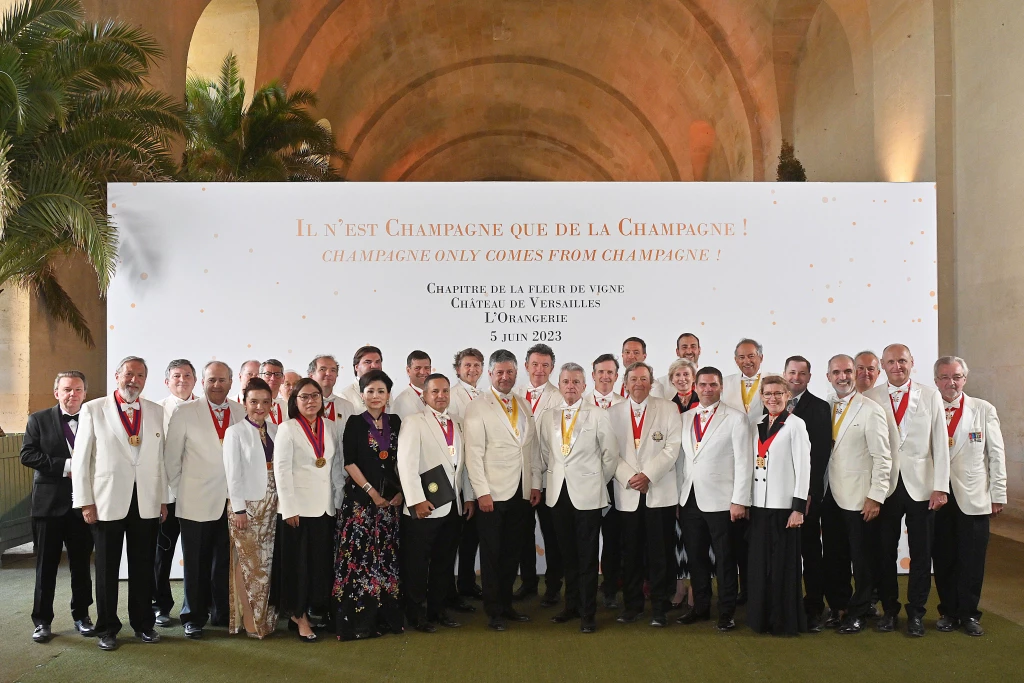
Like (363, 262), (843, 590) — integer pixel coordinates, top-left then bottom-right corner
(931, 356), (1006, 637)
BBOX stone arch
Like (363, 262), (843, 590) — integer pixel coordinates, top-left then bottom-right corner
(187, 0), (260, 103)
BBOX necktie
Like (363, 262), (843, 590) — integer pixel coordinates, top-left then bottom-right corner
(61, 413), (78, 423)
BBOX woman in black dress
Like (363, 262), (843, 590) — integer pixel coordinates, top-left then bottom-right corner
(333, 369), (405, 639)
(667, 358), (699, 609)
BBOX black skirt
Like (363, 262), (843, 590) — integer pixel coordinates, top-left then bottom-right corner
(746, 507), (806, 635)
(276, 513), (334, 618)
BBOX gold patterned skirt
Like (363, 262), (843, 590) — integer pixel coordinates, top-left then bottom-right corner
(227, 469), (279, 638)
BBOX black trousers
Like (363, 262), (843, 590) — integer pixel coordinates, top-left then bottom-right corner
(278, 514), (334, 618)
(801, 497), (825, 616)
(401, 507), (461, 622)
(550, 484), (602, 618)
(732, 517), (749, 597)
(178, 509), (230, 628)
(680, 491), (737, 617)
(476, 486), (530, 617)
(821, 491), (877, 617)
(519, 491), (563, 595)
(32, 509), (94, 626)
(879, 476), (934, 618)
(152, 501), (180, 614)
(934, 492), (990, 621)
(621, 495), (675, 615)
(456, 512), (480, 592)
(92, 486), (158, 637)
(600, 484), (622, 597)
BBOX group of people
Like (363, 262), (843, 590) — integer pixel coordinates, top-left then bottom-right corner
(19, 333), (1006, 651)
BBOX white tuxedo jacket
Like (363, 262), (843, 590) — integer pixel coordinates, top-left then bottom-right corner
(72, 395), (167, 521)
(274, 418), (337, 519)
(396, 411), (475, 519)
(463, 390), (539, 502)
(449, 381), (483, 419)
(864, 382), (950, 501)
(536, 402), (618, 510)
(609, 397), (681, 511)
(157, 394), (196, 503)
(583, 391), (626, 410)
(826, 393), (892, 511)
(223, 419), (279, 512)
(165, 398), (246, 522)
(749, 413), (811, 510)
(721, 372), (775, 426)
(948, 394), (1007, 515)
(677, 402), (753, 511)
(392, 386), (427, 419)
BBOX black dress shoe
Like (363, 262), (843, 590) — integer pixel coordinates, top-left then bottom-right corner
(936, 615), (960, 632)
(716, 616), (736, 632)
(838, 616), (866, 634)
(551, 609), (580, 624)
(650, 615), (667, 627)
(154, 612), (172, 628)
(448, 598), (477, 613)
(580, 616), (597, 633)
(183, 623), (204, 639)
(603, 595), (620, 610)
(823, 609), (843, 629)
(512, 584), (538, 601)
(32, 624), (52, 644)
(75, 617), (97, 637)
(458, 584), (484, 600)
(98, 635), (117, 651)
(806, 612), (824, 633)
(431, 613), (461, 629)
(675, 609), (710, 625)
(616, 610), (642, 624)
(963, 617), (984, 637)
(539, 593), (561, 608)
(488, 616), (507, 631)
(735, 591), (748, 607)
(134, 629), (161, 643)
(907, 616), (925, 637)
(876, 613), (897, 632)
(865, 602), (880, 619)
(501, 609), (530, 622)
(413, 621), (437, 634)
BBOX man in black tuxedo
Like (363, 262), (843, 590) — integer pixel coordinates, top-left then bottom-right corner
(20, 371), (96, 643)
(783, 356), (834, 632)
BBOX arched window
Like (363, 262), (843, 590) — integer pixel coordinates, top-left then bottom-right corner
(187, 0), (259, 105)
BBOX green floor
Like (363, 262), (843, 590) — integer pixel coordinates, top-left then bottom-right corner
(3, 536), (1023, 683)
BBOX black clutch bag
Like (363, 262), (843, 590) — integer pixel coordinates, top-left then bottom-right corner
(379, 475), (402, 501)
(419, 464), (456, 507)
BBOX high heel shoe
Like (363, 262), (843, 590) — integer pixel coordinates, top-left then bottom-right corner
(296, 631), (317, 642)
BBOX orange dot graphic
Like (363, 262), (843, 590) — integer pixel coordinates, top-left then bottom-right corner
(199, 309), (204, 313)
(828, 297), (834, 303)
(867, 283), (872, 288)
(111, 203), (116, 208)
(933, 304), (938, 310)
(770, 310), (775, 315)
(929, 291), (936, 297)
(247, 344), (252, 348)
(631, 317), (636, 321)
(132, 182), (137, 186)
(249, 248), (254, 253)
(334, 291), (339, 296)
(852, 222), (856, 226)
(772, 321), (777, 326)
(109, 324), (114, 330)
(910, 241), (915, 245)
(849, 258), (854, 262)
(202, 187), (206, 192)
(301, 315), (306, 319)
(907, 277), (912, 282)
(204, 269), (208, 273)
(701, 321), (705, 326)
(809, 264), (814, 268)
(130, 303), (136, 308)
(214, 233), (219, 238)
(140, 273), (148, 280)
(821, 318), (827, 324)
(773, 201), (777, 205)
(900, 557), (911, 570)
(822, 197), (829, 203)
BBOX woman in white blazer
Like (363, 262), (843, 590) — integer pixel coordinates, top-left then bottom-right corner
(273, 378), (337, 642)
(746, 376), (811, 636)
(223, 378), (279, 639)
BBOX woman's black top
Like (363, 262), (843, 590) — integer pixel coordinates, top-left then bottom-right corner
(342, 412), (402, 506)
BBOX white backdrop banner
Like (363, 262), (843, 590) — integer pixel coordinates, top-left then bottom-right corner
(110, 181), (935, 578)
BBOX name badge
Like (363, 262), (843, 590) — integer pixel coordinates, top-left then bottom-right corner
(969, 431), (983, 443)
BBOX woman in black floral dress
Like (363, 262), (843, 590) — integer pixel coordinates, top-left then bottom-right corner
(333, 369), (405, 640)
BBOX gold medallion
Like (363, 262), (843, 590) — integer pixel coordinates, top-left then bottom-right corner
(634, 438), (640, 449)
(128, 435), (141, 447)
(315, 457), (326, 468)
(428, 482), (439, 494)
(949, 437), (954, 447)
(756, 456), (766, 469)
(561, 444), (570, 456)
(513, 428), (520, 437)
(449, 446), (456, 457)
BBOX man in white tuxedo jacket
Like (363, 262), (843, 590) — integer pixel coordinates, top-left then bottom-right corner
(397, 374), (476, 632)
(513, 343), (563, 604)
(464, 349), (540, 631)
(536, 363), (618, 633)
(449, 348), (485, 420)
(73, 356), (167, 650)
(864, 343), (949, 637)
(584, 353), (626, 608)
(820, 354), (891, 635)
(614, 337), (666, 398)
(164, 361), (245, 638)
(676, 366), (752, 631)
(308, 354), (356, 445)
(338, 345), (388, 412)
(152, 358), (198, 626)
(392, 350), (432, 418)
(931, 356), (1006, 637)
(608, 361), (680, 626)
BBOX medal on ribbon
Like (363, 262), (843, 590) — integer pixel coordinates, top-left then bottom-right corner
(890, 383), (910, 427)
(492, 388), (520, 437)
(297, 415), (326, 467)
(436, 414), (456, 458)
(560, 408), (580, 456)
(946, 394), (964, 449)
(630, 405), (646, 450)
(208, 402), (231, 444)
(757, 418), (785, 469)
(693, 405), (718, 452)
(363, 412), (392, 460)
(115, 391), (142, 447)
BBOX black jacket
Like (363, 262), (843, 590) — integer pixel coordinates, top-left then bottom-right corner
(20, 405), (76, 517)
(790, 390), (832, 503)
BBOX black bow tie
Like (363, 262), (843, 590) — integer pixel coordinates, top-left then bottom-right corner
(61, 413), (78, 423)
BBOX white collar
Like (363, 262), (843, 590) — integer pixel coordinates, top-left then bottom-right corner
(944, 393), (964, 408)
(459, 379), (479, 392)
(492, 388), (512, 401)
(170, 393), (195, 405)
(742, 372), (761, 382)
(593, 388), (615, 400)
(428, 405), (450, 420)
(888, 380), (911, 393)
(561, 399), (583, 412)
(834, 391), (856, 405)
(208, 398), (229, 410)
(58, 405), (80, 417)
(629, 397), (648, 412)
(698, 400), (720, 413)
(528, 382), (549, 393)
(410, 384), (423, 396)
(324, 392), (338, 402)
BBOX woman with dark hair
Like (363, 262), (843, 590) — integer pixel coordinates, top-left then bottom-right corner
(223, 377), (279, 638)
(274, 377), (337, 642)
(333, 369), (405, 640)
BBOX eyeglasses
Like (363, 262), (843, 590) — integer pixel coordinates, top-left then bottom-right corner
(762, 391), (787, 399)
(296, 393), (322, 402)
(936, 375), (966, 382)
(260, 371), (284, 379)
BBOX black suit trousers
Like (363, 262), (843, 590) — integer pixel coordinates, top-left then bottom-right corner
(600, 483), (622, 597)
(178, 508), (230, 627)
(933, 491), (990, 621)
(821, 491), (878, 617)
(551, 485), (602, 618)
(879, 476), (934, 618)
(401, 506), (462, 622)
(456, 512), (480, 592)
(92, 486), (158, 637)
(32, 509), (94, 626)
(152, 501), (181, 614)
(621, 494), (676, 615)
(518, 490), (563, 595)
(476, 485), (530, 617)
(800, 497), (825, 616)
(680, 491), (737, 617)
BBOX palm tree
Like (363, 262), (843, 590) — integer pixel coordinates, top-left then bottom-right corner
(0, 0), (186, 346)
(182, 53), (343, 181)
